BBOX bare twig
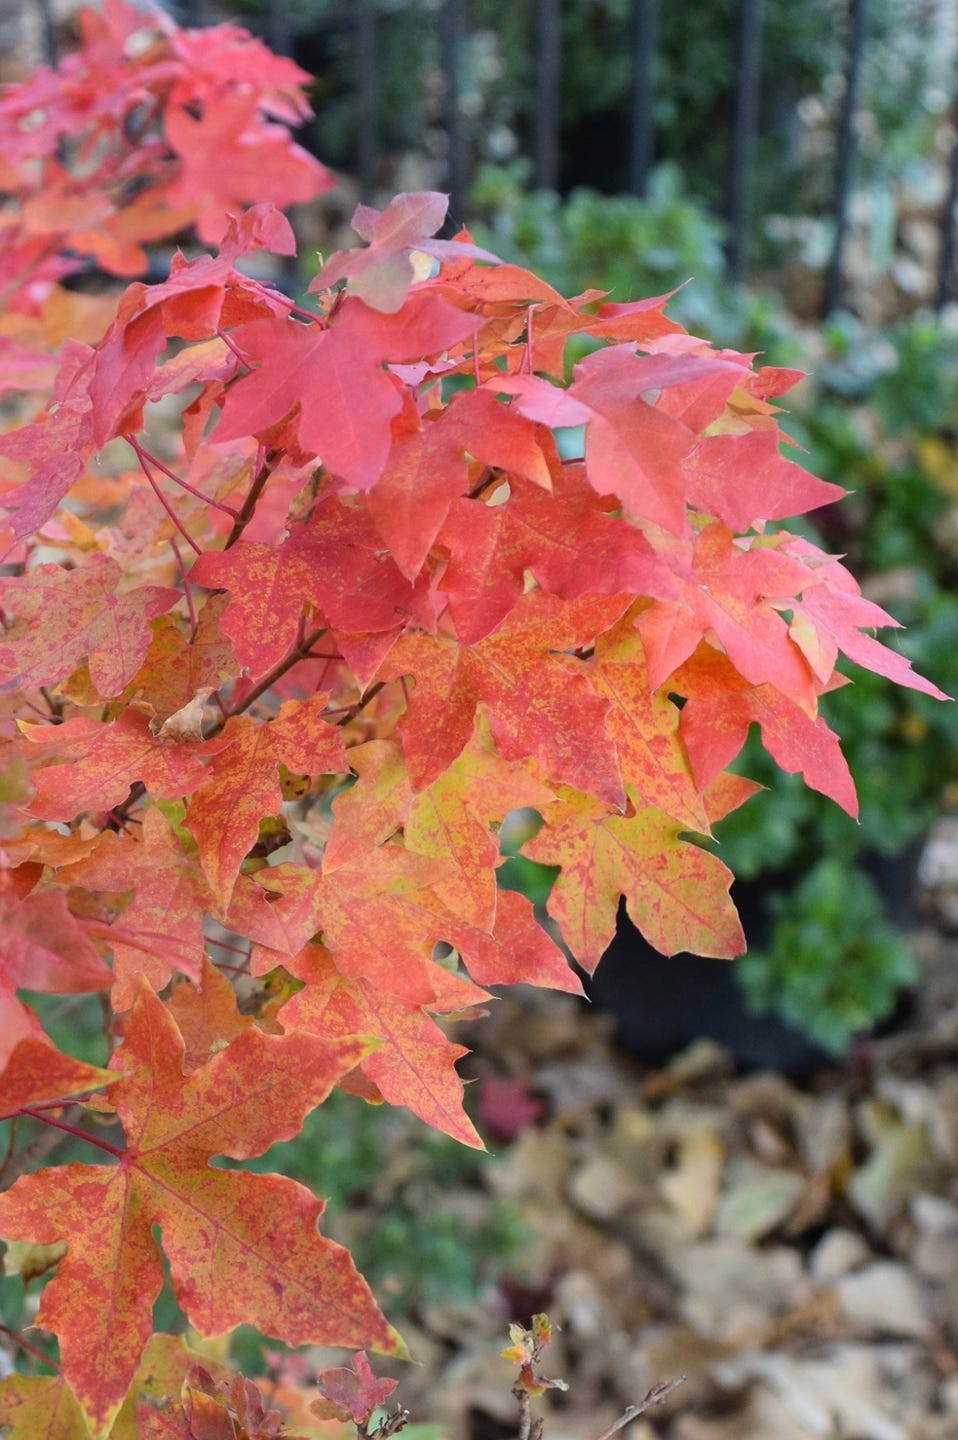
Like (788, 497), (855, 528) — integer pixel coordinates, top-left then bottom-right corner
(590, 1377), (687, 1440)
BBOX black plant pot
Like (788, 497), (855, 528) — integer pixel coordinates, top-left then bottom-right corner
(583, 844), (924, 1078)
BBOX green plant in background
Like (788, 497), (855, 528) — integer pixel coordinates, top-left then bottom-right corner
(468, 161), (796, 356)
(736, 859), (917, 1055)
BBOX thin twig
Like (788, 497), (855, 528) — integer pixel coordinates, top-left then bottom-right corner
(590, 1377), (687, 1440)
(223, 450), (281, 550)
(128, 437), (201, 555)
(0, 1324), (61, 1373)
(221, 626), (326, 723)
(125, 434), (239, 518)
(0, 1104), (83, 1188)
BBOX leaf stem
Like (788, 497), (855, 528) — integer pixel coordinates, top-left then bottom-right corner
(223, 449), (280, 550)
(17, 1107), (124, 1159)
(221, 626), (327, 723)
(0, 1324), (61, 1373)
(127, 436), (202, 555)
(124, 434), (239, 519)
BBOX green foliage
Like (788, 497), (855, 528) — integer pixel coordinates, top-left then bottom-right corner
(736, 858), (917, 1055)
(469, 162), (796, 355)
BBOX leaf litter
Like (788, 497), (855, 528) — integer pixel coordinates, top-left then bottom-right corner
(300, 917), (958, 1440)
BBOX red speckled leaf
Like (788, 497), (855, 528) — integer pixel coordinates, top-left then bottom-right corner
(0, 983), (400, 1436)
(404, 725), (555, 928)
(634, 521), (817, 706)
(436, 465), (670, 646)
(674, 643), (858, 816)
(281, 943), (485, 1147)
(215, 294), (475, 489)
(0, 555), (177, 698)
(381, 591), (629, 800)
(783, 542), (951, 700)
(246, 847), (458, 1006)
(588, 618), (710, 832)
(0, 1039), (110, 1116)
(20, 710), (229, 820)
(58, 807), (211, 1009)
(190, 495), (434, 679)
(186, 694), (347, 908)
(166, 957), (254, 1074)
(684, 429), (846, 532)
(524, 786), (744, 971)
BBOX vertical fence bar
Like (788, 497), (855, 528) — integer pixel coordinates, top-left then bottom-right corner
(262, 0), (301, 294)
(824, 0), (867, 316)
(536, 0), (561, 191)
(355, 0), (379, 202)
(35, 0), (58, 65)
(726, 0), (765, 284)
(442, 0), (467, 228)
(936, 74), (958, 311)
(264, 0), (292, 64)
(630, 0), (658, 196)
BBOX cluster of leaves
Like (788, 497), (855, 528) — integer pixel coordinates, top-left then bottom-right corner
(472, 176), (958, 1051)
(0, 2), (948, 1434)
(716, 315), (958, 1049)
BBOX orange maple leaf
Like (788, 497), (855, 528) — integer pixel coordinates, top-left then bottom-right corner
(0, 983), (401, 1435)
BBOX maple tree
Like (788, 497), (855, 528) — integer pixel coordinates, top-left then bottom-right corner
(0, 2), (949, 1434)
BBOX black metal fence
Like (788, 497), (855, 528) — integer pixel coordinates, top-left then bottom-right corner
(30, 0), (958, 317)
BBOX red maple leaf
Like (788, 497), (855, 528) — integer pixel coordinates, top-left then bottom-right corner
(0, 555), (177, 698)
(380, 590), (630, 801)
(214, 294), (477, 488)
(0, 982), (400, 1434)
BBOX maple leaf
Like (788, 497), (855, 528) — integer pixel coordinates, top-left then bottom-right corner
(20, 710), (229, 820)
(0, 883), (112, 1067)
(189, 494), (435, 680)
(0, 555), (177, 698)
(781, 542), (951, 700)
(524, 786), (744, 970)
(312, 1350), (398, 1425)
(633, 521), (818, 705)
(366, 386), (552, 583)
(163, 92), (331, 246)
(58, 805), (278, 1010)
(440, 887), (583, 995)
(214, 294), (477, 488)
(683, 428), (846, 532)
(313, 190), (499, 313)
(380, 590), (630, 801)
(127, 594), (236, 724)
(568, 344), (730, 533)
(0, 1039), (110, 1118)
(185, 694), (348, 909)
(330, 726), (556, 931)
(0, 342), (96, 548)
(585, 617), (711, 832)
(244, 847), (463, 1006)
(166, 957), (254, 1074)
(674, 643), (858, 816)
(0, 983), (401, 1435)
(436, 466), (671, 645)
(280, 943), (485, 1147)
